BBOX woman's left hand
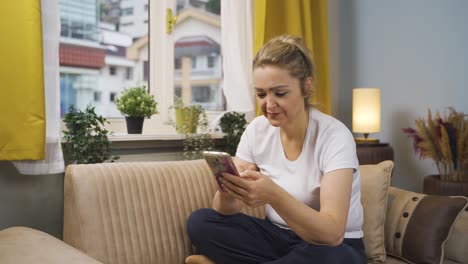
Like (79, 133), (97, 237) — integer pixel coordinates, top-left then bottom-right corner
(220, 168), (278, 207)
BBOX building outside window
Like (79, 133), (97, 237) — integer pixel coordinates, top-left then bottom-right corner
(121, 7), (134, 16)
(59, 0), (224, 131)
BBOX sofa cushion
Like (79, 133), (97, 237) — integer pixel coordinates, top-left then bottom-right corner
(359, 160), (394, 263)
(444, 211), (468, 264)
(385, 187), (468, 264)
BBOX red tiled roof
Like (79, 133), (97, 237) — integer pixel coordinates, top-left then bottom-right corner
(59, 44), (105, 69)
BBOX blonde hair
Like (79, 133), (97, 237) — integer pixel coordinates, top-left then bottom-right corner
(253, 35), (315, 108)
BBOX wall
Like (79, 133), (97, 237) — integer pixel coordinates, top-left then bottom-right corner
(329, 0), (468, 191)
(0, 162), (64, 238)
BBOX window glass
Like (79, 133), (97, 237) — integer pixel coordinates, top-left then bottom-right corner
(59, 0), (148, 118)
(94, 91), (102, 102)
(207, 56), (215, 68)
(59, 0), (225, 131)
(125, 67), (133, 80)
(173, 0), (225, 111)
(109, 66), (116, 76)
(110, 92), (117, 102)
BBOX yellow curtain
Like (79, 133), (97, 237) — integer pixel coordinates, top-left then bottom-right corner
(0, 0), (45, 160)
(254, 0), (331, 114)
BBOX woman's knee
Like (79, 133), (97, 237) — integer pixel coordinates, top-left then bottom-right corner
(187, 208), (219, 240)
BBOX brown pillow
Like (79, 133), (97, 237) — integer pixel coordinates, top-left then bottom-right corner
(359, 160), (394, 263)
(385, 187), (468, 264)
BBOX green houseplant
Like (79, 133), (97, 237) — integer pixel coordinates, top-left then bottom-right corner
(219, 112), (247, 156)
(403, 108), (467, 195)
(62, 105), (118, 164)
(115, 86), (158, 134)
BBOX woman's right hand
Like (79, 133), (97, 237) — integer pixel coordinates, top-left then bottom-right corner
(212, 164), (257, 214)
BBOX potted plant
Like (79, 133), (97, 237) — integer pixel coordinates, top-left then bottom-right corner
(169, 97), (214, 159)
(62, 105), (119, 164)
(115, 86), (158, 134)
(219, 112), (247, 156)
(171, 97), (204, 134)
(403, 107), (467, 196)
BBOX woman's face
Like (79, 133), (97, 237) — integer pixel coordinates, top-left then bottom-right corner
(253, 65), (309, 127)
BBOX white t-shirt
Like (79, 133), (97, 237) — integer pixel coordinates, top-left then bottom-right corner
(236, 108), (364, 238)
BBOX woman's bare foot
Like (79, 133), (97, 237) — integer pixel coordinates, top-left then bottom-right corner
(185, 254), (215, 264)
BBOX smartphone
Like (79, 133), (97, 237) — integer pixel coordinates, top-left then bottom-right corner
(203, 151), (240, 189)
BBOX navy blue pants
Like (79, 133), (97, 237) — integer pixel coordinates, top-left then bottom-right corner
(187, 208), (367, 264)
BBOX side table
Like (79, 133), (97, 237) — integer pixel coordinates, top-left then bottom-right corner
(356, 143), (394, 165)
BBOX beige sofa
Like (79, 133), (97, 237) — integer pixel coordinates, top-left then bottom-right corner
(1, 160), (467, 264)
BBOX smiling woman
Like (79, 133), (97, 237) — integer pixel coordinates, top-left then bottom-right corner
(186, 35), (367, 264)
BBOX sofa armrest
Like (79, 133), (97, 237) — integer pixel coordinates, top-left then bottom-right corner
(444, 211), (468, 263)
(0, 227), (101, 264)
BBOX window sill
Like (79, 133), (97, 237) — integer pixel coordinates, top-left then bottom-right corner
(108, 132), (224, 150)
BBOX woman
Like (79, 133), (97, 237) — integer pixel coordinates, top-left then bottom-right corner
(186, 35), (367, 264)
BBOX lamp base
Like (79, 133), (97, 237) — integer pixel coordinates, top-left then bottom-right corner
(355, 137), (380, 144)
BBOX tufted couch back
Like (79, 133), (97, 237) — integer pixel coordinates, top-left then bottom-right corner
(63, 160), (263, 264)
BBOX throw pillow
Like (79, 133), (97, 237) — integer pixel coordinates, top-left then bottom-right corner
(359, 160), (394, 263)
(385, 186), (468, 264)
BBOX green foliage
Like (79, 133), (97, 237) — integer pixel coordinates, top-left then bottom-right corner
(183, 133), (214, 160)
(62, 105), (118, 164)
(219, 112), (247, 156)
(115, 86), (158, 118)
(205, 0), (220, 14)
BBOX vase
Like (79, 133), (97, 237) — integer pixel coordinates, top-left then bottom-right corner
(125, 116), (144, 134)
(175, 107), (199, 134)
(423, 175), (468, 197)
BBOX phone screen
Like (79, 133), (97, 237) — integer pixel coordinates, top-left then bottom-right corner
(203, 151), (239, 189)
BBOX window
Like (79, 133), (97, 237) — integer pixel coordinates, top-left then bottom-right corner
(110, 92), (117, 102)
(207, 56), (215, 68)
(121, 7), (133, 16)
(125, 67), (133, 80)
(193, 86), (211, 102)
(192, 56), (197, 69)
(174, 58), (181, 69)
(109, 66), (116, 76)
(94, 91), (101, 102)
(59, 0), (225, 133)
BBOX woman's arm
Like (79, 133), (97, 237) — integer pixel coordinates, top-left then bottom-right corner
(271, 168), (353, 246)
(212, 157), (256, 215)
(221, 168), (353, 246)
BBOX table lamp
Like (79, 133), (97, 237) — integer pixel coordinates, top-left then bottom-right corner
(352, 88), (380, 144)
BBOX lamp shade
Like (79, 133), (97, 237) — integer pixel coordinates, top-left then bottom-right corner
(352, 88), (381, 133)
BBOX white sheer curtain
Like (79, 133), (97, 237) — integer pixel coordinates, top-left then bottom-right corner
(13, 0), (64, 175)
(220, 0), (255, 117)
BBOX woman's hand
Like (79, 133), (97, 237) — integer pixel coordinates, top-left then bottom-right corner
(220, 166), (279, 208)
